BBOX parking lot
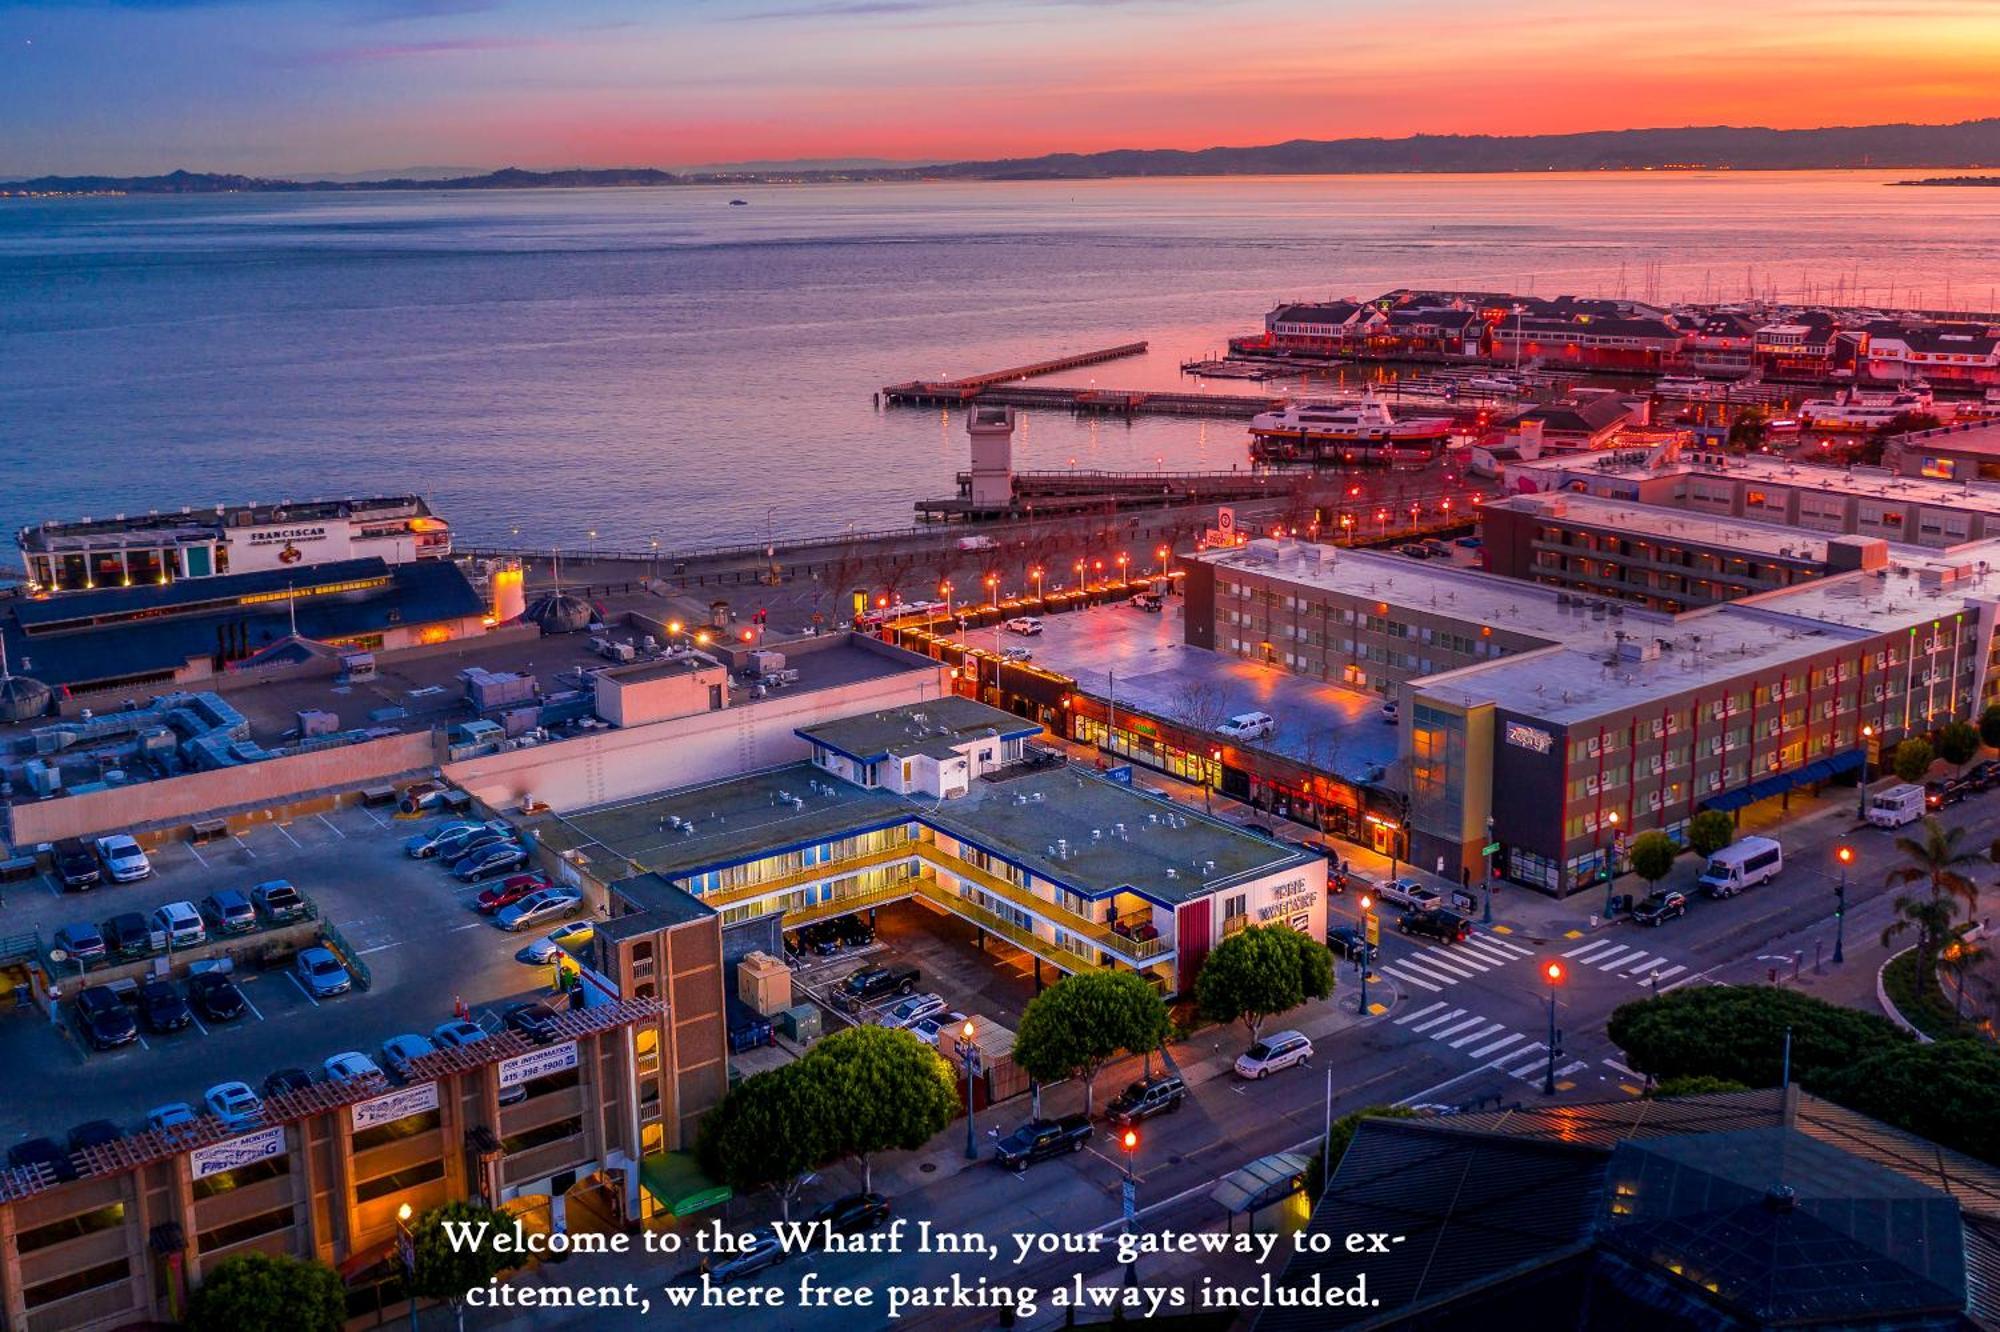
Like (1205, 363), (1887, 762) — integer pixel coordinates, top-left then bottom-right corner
(786, 900), (1045, 1042)
(0, 801), (588, 1147)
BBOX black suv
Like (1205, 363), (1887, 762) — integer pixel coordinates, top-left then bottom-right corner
(503, 1001), (561, 1043)
(1925, 777), (1973, 810)
(187, 972), (248, 1022)
(1106, 1075), (1187, 1126)
(994, 1115), (1091, 1170)
(1632, 890), (1689, 926)
(831, 914), (875, 948)
(104, 912), (153, 960)
(54, 839), (101, 891)
(808, 1192), (892, 1235)
(835, 964), (919, 1010)
(138, 978), (193, 1033)
(1964, 759), (2000, 792)
(1399, 907), (1471, 944)
(1327, 925), (1376, 965)
(75, 986), (138, 1050)
(7, 1139), (77, 1183)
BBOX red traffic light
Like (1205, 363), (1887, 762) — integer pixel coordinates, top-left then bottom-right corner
(1836, 846), (1854, 865)
(1544, 961), (1565, 984)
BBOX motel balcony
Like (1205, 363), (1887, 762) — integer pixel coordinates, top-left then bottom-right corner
(921, 845), (1175, 966)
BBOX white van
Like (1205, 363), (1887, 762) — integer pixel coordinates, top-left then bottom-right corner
(1216, 712), (1275, 741)
(1697, 836), (1783, 899)
(1865, 782), (1926, 829)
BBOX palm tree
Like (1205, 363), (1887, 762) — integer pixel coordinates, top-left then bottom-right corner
(1881, 894), (1958, 979)
(1939, 923), (1989, 1020)
(1885, 819), (1981, 970)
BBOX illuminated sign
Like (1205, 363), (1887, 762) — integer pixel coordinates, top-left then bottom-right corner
(351, 1082), (440, 1131)
(1256, 876), (1320, 923)
(499, 1041), (578, 1088)
(191, 1125), (286, 1180)
(1505, 721), (1554, 754)
(247, 525), (330, 547)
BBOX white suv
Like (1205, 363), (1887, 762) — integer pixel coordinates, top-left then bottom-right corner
(1215, 712), (1275, 741)
(95, 834), (152, 882)
(1234, 1030), (1313, 1079)
(151, 900), (206, 949)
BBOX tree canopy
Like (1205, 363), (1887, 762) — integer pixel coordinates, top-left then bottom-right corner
(1936, 720), (1981, 766)
(1979, 703), (2000, 751)
(1195, 924), (1335, 1041)
(188, 1252), (347, 1332)
(811, 1024), (959, 1190)
(1816, 1040), (2000, 1166)
(1883, 817), (1981, 976)
(697, 1059), (836, 1217)
(1627, 830), (1677, 886)
(1012, 970), (1172, 1114)
(409, 1200), (514, 1322)
(1688, 810), (1735, 858)
(1893, 736), (1935, 783)
(1606, 985), (1908, 1089)
(1306, 1104), (1420, 1195)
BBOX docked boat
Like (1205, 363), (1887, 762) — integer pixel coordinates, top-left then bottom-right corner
(1248, 390), (1454, 465)
(1798, 385), (1949, 431)
(1466, 374), (1530, 396)
(1652, 376), (1726, 400)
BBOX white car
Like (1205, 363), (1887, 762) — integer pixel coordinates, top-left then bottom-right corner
(151, 900), (207, 949)
(95, 834), (152, 882)
(1215, 712), (1275, 741)
(323, 1051), (383, 1085)
(204, 1081), (264, 1129)
(911, 1010), (968, 1046)
(883, 993), (946, 1029)
(1233, 1030), (1313, 1080)
(1004, 617), (1043, 636)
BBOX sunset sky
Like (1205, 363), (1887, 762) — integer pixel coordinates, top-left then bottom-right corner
(4, 0), (2000, 175)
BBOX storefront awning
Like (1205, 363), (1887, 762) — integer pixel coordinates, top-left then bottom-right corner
(639, 1152), (732, 1219)
(1700, 749), (1865, 814)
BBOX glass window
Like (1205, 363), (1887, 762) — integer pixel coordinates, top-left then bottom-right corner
(16, 1203), (126, 1254)
(25, 1258), (130, 1309)
(198, 1205), (296, 1253)
(354, 1159), (446, 1204)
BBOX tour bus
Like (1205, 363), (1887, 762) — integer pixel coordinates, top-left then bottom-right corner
(1696, 836), (1783, 899)
(1865, 782), (1927, 830)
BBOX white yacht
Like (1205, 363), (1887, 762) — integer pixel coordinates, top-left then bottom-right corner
(1798, 386), (1949, 431)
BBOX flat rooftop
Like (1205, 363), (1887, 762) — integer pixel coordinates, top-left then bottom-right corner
(798, 696), (1037, 764)
(1018, 597), (1403, 782)
(1890, 419), (2000, 458)
(540, 758), (1315, 907)
(1482, 492), (1918, 563)
(1511, 450), (2000, 520)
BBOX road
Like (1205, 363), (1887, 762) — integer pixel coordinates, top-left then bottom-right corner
(475, 774), (1999, 1331)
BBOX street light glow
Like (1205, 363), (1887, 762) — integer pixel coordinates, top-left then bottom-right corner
(1544, 961), (1565, 984)
(1837, 845), (1854, 865)
(1121, 1129), (1138, 1151)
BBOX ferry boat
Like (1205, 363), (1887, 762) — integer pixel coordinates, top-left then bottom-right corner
(1248, 390), (1454, 465)
(1466, 374), (1530, 396)
(1797, 386), (1950, 431)
(1652, 376), (1726, 401)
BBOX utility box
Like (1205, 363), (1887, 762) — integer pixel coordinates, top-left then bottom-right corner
(749, 650), (788, 676)
(296, 709), (340, 738)
(737, 950), (793, 1016)
(778, 1003), (821, 1044)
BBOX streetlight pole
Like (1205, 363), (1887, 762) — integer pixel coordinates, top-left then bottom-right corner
(1357, 893), (1375, 1016)
(1481, 815), (1495, 925)
(396, 1202), (418, 1332)
(1834, 845), (1852, 964)
(1856, 725), (1875, 819)
(1542, 961), (1564, 1096)
(957, 1020), (979, 1161)
(1156, 545), (1171, 579)
(1600, 812), (1622, 917)
(1030, 565), (1044, 604)
(1119, 1128), (1139, 1290)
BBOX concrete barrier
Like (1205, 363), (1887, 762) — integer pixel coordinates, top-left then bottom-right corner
(1875, 945), (1936, 1044)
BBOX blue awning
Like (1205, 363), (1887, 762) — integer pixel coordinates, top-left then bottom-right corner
(1700, 748), (1866, 813)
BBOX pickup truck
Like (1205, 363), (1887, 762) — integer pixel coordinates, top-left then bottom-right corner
(1375, 878), (1440, 912)
(994, 1115), (1092, 1170)
(834, 964), (919, 1011)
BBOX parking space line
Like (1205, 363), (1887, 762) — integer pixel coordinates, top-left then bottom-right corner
(135, 1033), (150, 1050)
(287, 973), (320, 1007)
(274, 823), (302, 849)
(316, 813), (348, 840)
(358, 943), (400, 956)
(232, 835), (259, 859)
(360, 806), (390, 829)
(190, 1014), (210, 1036)
(186, 842), (211, 870)
(450, 921), (485, 933)
(41, 872), (63, 899)
(241, 992), (266, 1022)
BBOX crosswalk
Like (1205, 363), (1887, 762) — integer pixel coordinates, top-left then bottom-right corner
(1557, 937), (1688, 988)
(1392, 998), (1589, 1083)
(1372, 932), (1536, 994)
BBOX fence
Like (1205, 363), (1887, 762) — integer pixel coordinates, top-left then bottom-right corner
(319, 919), (374, 991)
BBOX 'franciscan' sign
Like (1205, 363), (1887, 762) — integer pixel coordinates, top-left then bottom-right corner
(247, 525), (329, 546)
(191, 1125), (287, 1180)
(1505, 721), (1554, 754)
(499, 1041), (578, 1088)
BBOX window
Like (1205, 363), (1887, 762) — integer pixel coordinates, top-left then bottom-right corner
(16, 1203), (126, 1254)
(194, 1155), (290, 1199)
(518, 1066), (582, 1100)
(198, 1205), (296, 1253)
(354, 1159), (446, 1204)
(25, 1258), (130, 1310)
(352, 1109), (442, 1153)
(501, 1116), (584, 1156)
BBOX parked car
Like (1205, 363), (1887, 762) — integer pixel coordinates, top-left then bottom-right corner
(74, 986), (138, 1050)
(1326, 925), (1376, 966)
(882, 992), (946, 1029)
(835, 964), (919, 1010)
(104, 911), (153, 959)
(430, 825), (509, 865)
(432, 1019), (490, 1050)
(381, 1034), (437, 1080)
(8, 1138), (77, 1183)
(454, 841), (529, 883)
(204, 1082), (264, 1129)
(831, 914), (875, 948)
(51, 921), (106, 966)
(1454, 536), (1483, 550)
(200, 889), (257, 934)
(808, 1192), (892, 1236)
(1399, 907), (1471, 944)
(495, 885), (583, 931)
(476, 871), (551, 914)
(1106, 1074), (1188, 1126)
(94, 834), (151, 882)
(187, 972), (248, 1022)
(323, 1051), (382, 1085)
(503, 1001), (561, 1043)
(910, 1011), (968, 1047)
(710, 1226), (787, 1282)
(1130, 592), (1163, 612)
(250, 879), (310, 923)
(150, 900), (207, 949)
(1964, 759), (2000, 792)
(517, 920), (594, 964)
(994, 1116), (1092, 1170)
(797, 921), (843, 956)
(294, 946), (353, 998)
(1215, 711), (1275, 741)
(147, 1103), (197, 1134)
(54, 838), (101, 891)
(1925, 776), (1974, 810)
(396, 780), (448, 814)
(1376, 878), (1440, 912)
(405, 819), (484, 858)
(1234, 1030), (1313, 1080)
(138, 978), (193, 1033)
(1632, 890), (1690, 926)
(67, 1121), (121, 1153)
(1004, 616), (1044, 636)
(262, 1068), (314, 1097)
(1398, 544), (1433, 560)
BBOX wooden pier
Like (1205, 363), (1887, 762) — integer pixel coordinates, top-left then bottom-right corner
(881, 341), (1149, 405)
(915, 466), (1307, 519)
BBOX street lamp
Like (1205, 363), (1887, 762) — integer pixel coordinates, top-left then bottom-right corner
(1834, 845), (1852, 964)
(956, 1020), (980, 1161)
(396, 1202), (418, 1332)
(1481, 815), (1495, 925)
(1357, 893), (1375, 1016)
(1857, 724), (1875, 818)
(1600, 811), (1622, 917)
(939, 580), (954, 622)
(1030, 565), (1045, 602)
(1541, 961), (1565, 1095)
(1116, 552), (1130, 583)
(1073, 559), (1086, 589)
(1119, 1127), (1140, 1289)
(1156, 545), (1171, 578)
(984, 572), (999, 609)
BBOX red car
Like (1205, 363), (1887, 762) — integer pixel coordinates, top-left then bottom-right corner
(476, 871), (551, 914)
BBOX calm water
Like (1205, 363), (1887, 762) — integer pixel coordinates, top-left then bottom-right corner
(4, 172), (2000, 551)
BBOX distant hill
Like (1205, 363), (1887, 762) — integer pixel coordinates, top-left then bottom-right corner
(1894, 175), (2000, 186)
(0, 166), (683, 194)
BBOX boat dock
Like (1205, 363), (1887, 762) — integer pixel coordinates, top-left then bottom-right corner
(880, 341), (1149, 404)
(915, 466), (1301, 519)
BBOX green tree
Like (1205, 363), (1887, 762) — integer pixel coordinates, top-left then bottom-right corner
(1979, 703), (2000, 751)
(409, 1200), (514, 1332)
(1607, 985), (1909, 1090)
(1688, 809), (1735, 858)
(1726, 408), (1767, 452)
(697, 1060), (835, 1218)
(1937, 720), (1981, 766)
(1816, 1040), (2000, 1166)
(188, 1252), (347, 1332)
(1012, 970), (1172, 1116)
(1627, 830), (1677, 888)
(1940, 922), (1990, 1019)
(1893, 737), (1935, 783)
(1305, 1104), (1420, 1195)
(1645, 1074), (1750, 1099)
(1195, 923), (1335, 1042)
(1882, 817), (1980, 976)
(809, 1025), (959, 1191)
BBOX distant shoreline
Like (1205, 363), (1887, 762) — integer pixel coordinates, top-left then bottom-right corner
(1892, 176), (2000, 187)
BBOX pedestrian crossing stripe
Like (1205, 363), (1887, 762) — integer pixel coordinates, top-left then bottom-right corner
(1413, 951), (1481, 978)
(1394, 1000), (1447, 1025)
(1379, 965), (1443, 993)
(1448, 1022), (1506, 1049)
(1467, 1031), (1525, 1058)
(1393, 956), (1471, 984)
(1428, 1015), (1488, 1041)
(1408, 1007), (1467, 1034)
